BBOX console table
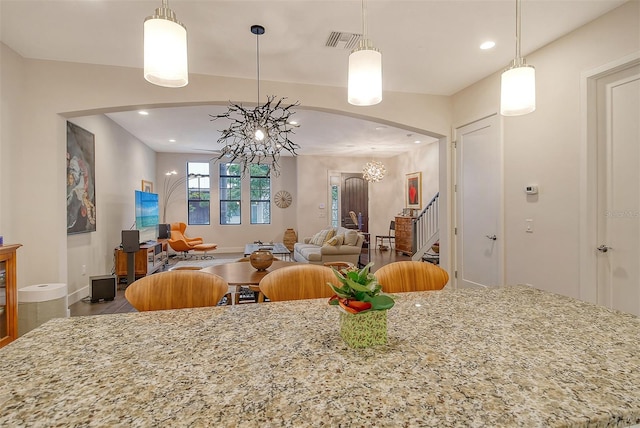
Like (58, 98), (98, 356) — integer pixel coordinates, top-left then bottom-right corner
(114, 240), (167, 283)
(243, 242), (291, 260)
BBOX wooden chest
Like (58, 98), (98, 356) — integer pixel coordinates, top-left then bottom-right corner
(394, 216), (415, 255)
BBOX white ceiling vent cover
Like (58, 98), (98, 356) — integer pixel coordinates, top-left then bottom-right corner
(325, 31), (361, 50)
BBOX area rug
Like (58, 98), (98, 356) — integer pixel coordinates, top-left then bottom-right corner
(170, 257), (238, 270)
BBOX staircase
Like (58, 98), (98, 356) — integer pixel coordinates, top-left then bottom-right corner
(411, 192), (440, 261)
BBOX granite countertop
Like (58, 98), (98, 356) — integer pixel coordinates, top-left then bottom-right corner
(1, 285), (639, 427)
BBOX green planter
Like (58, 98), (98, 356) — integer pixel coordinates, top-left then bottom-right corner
(339, 309), (388, 348)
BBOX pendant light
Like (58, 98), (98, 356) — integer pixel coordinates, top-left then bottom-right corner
(210, 25), (300, 177)
(144, 0), (188, 88)
(500, 0), (535, 116)
(348, 0), (382, 106)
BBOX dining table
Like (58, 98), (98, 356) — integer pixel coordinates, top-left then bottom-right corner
(201, 260), (297, 303)
(1, 285), (639, 427)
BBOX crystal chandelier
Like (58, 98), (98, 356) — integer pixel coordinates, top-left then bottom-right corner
(362, 160), (386, 182)
(211, 25), (300, 177)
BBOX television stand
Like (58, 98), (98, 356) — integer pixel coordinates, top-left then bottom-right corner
(114, 240), (168, 284)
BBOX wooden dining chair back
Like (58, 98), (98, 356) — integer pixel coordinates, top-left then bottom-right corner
(374, 261), (449, 293)
(259, 264), (340, 302)
(124, 270), (230, 311)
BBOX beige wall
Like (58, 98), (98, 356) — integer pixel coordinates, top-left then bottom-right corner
(0, 45), (24, 243)
(65, 115), (156, 302)
(450, 1), (639, 298)
(295, 140), (439, 243)
(156, 153), (298, 253)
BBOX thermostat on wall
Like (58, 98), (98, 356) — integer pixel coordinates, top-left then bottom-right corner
(525, 185), (538, 195)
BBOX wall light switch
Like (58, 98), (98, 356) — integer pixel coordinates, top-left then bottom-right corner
(525, 219), (533, 233)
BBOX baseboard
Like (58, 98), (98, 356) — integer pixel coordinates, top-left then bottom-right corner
(68, 285), (90, 305)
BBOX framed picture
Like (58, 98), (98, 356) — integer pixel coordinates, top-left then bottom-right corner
(142, 180), (153, 193)
(406, 172), (422, 209)
(67, 122), (96, 234)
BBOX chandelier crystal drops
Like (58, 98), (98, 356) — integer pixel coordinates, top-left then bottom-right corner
(362, 160), (386, 182)
(211, 25), (300, 177)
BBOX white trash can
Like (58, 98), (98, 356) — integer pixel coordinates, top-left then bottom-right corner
(18, 283), (68, 336)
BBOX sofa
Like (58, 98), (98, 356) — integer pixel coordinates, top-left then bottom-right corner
(293, 226), (365, 266)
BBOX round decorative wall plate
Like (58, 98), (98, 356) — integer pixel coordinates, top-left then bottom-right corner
(274, 190), (292, 208)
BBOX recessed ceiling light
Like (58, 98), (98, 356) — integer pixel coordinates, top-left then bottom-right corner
(138, 111), (149, 116)
(375, 126), (387, 131)
(289, 120), (298, 125)
(480, 41), (496, 50)
(169, 139), (176, 143)
(414, 140), (422, 144)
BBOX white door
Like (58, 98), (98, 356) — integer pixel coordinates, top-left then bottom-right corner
(596, 64), (640, 315)
(455, 115), (503, 288)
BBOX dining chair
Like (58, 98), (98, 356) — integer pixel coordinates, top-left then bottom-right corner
(259, 264), (341, 302)
(375, 220), (395, 250)
(124, 270), (230, 311)
(374, 261), (449, 293)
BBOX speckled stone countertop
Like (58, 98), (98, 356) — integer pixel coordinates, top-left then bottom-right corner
(1, 285), (639, 427)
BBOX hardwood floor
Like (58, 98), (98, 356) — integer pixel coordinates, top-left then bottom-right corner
(69, 246), (410, 317)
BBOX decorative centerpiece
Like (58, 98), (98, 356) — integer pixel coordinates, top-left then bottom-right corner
(249, 249), (274, 271)
(327, 262), (395, 348)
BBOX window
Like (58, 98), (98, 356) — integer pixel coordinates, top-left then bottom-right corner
(219, 163), (241, 225)
(187, 162), (210, 225)
(331, 184), (339, 228)
(250, 164), (271, 224)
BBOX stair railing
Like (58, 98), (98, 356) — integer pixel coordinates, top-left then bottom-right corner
(411, 192), (439, 260)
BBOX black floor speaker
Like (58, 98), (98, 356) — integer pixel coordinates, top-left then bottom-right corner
(121, 229), (140, 253)
(158, 223), (171, 239)
(90, 275), (116, 303)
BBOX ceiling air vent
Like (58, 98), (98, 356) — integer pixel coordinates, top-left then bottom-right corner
(325, 31), (361, 50)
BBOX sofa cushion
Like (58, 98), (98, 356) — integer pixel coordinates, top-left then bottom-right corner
(325, 234), (344, 246)
(310, 228), (335, 246)
(343, 229), (359, 246)
(295, 243), (323, 262)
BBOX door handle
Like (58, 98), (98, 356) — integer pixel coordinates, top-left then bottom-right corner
(485, 234), (497, 241)
(597, 245), (612, 253)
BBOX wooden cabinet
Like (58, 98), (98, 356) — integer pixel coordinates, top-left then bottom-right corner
(115, 241), (167, 283)
(395, 216), (415, 256)
(0, 244), (21, 348)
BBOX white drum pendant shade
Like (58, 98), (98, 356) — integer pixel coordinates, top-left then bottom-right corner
(144, 18), (188, 88)
(500, 65), (536, 116)
(348, 48), (382, 106)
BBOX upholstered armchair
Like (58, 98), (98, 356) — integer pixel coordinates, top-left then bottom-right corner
(168, 222), (217, 259)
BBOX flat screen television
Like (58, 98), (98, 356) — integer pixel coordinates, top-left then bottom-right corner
(135, 190), (159, 244)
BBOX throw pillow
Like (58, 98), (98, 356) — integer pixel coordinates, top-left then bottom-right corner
(343, 230), (359, 246)
(310, 228), (335, 246)
(324, 234), (344, 246)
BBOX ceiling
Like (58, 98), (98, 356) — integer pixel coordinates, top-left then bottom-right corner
(0, 0), (627, 156)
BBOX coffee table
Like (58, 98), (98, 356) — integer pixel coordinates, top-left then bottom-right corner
(201, 260), (297, 303)
(244, 242), (291, 260)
